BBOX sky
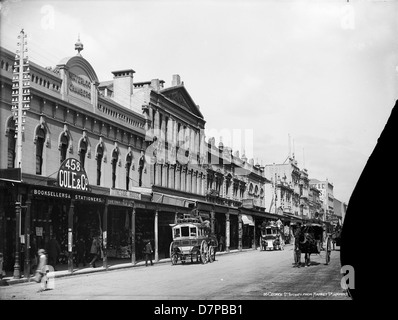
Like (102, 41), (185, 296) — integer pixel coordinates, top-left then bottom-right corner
(1, 0), (397, 204)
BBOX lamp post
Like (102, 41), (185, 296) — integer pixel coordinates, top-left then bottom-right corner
(11, 29), (30, 279)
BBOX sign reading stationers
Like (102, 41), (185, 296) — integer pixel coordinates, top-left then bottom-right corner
(57, 158), (89, 191)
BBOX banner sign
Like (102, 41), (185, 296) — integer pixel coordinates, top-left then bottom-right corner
(58, 158), (89, 191)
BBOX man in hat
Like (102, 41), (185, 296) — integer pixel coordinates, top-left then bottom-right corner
(144, 240), (153, 267)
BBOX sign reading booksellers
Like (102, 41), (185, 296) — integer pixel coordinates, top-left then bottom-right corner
(58, 158), (89, 191)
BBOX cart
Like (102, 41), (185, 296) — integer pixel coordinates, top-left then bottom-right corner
(297, 222), (332, 266)
(169, 215), (218, 265)
(259, 221), (284, 251)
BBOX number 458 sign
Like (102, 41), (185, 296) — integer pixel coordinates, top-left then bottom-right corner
(57, 158), (89, 191)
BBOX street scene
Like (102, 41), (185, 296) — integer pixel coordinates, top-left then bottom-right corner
(0, 1), (396, 304)
(0, 245), (349, 300)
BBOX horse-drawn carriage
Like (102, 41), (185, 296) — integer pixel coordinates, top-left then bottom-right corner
(259, 221), (284, 251)
(296, 222), (332, 266)
(169, 215), (218, 265)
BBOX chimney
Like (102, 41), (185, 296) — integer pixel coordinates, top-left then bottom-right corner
(172, 74), (181, 86)
(111, 69), (135, 107)
(151, 79), (160, 92)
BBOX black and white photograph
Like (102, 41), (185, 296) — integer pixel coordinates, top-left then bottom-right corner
(0, 0), (397, 310)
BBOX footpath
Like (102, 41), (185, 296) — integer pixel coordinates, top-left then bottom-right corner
(1, 246), (293, 287)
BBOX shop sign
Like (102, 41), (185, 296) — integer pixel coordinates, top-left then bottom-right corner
(58, 158), (89, 191)
(110, 188), (141, 200)
(74, 194), (105, 203)
(68, 71), (91, 101)
(33, 188), (72, 199)
(108, 198), (134, 207)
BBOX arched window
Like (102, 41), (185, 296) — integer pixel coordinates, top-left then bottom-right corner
(36, 128), (45, 175)
(60, 133), (69, 164)
(79, 139), (87, 168)
(111, 149), (118, 189)
(249, 183), (254, 195)
(125, 152), (132, 190)
(96, 144), (103, 186)
(7, 120), (16, 168)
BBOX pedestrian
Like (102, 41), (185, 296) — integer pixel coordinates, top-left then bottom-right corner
(75, 236), (86, 268)
(89, 236), (100, 268)
(29, 236), (38, 275)
(35, 249), (48, 293)
(219, 235), (225, 252)
(144, 240), (153, 266)
(293, 224), (302, 268)
(47, 235), (61, 270)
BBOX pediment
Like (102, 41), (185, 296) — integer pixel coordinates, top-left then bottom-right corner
(160, 86), (203, 119)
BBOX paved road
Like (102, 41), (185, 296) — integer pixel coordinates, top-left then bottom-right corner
(0, 246), (350, 300)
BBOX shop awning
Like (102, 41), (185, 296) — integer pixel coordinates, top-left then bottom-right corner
(152, 192), (196, 208)
(241, 214), (255, 226)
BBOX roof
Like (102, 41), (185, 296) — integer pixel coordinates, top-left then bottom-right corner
(160, 85), (204, 119)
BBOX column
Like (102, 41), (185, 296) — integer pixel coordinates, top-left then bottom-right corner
(238, 214), (242, 251)
(154, 109), (160, 133)
(131, 208), (136, 264)
(13, 198), (21, 279)
(169, 164), (175, 189)
(155, 163), (162, 186)
(167, 117), (173, 145)
(67, 199), (75, 273)
(24, 193), (32, 279)
(154, 210), (159, 262)
(162, 164), (168, 188)
(253, 217), (256, 250)
(181, 168), (186, 192)
(225, 213), (230, 253)
(102, 203), (108, 270)
(192, 172), (197, 194)
(176, 165), (181, 190)
(186, 170), (191, 193)
(172, 119), (178, 147)
(210, 210), (215, 237)
(45, 204), (53, 249)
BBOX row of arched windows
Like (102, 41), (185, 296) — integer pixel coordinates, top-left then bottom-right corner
(5, 117), (144, 190)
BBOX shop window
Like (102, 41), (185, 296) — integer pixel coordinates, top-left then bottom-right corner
(79, 139), (87, 168)
(36, 128), (45, 175)
(111, 149), (118, 189)
(96, 145), (104, 185)
(60, 133), (69, 164)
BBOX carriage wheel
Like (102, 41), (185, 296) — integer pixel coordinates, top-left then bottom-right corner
(325, 236), (332, 265)
(169, 242), (178, 265)
(208, 246), (215, 263)
(200, 240), (209, 264)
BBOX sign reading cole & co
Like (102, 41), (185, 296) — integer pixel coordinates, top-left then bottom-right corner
(58, 158), (89, 191)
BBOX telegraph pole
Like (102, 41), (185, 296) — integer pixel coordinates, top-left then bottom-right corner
(11, 29), (30, 279)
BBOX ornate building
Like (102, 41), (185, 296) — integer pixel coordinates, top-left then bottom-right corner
(0, 34), (276, 278)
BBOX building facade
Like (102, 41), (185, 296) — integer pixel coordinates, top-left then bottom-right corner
(309, 178), (334, 222)
(1, 34), (280, 278)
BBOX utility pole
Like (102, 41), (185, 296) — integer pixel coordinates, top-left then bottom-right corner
(11, 29), (30, 279)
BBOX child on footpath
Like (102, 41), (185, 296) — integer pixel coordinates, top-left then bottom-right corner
(35, 249), (49, 292)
